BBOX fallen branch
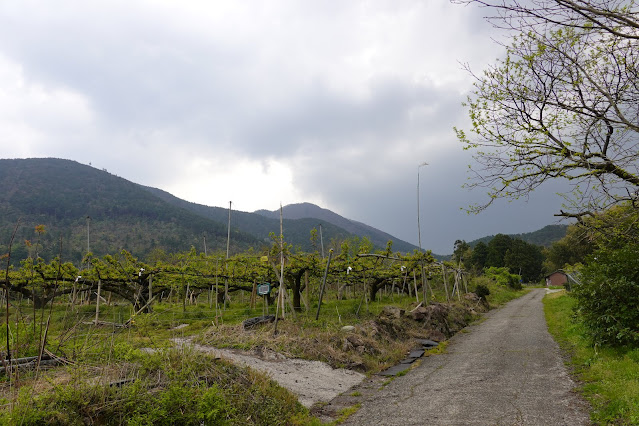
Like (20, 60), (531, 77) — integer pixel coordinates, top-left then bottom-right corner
(124, 295), (157, 326)
(410, 302), (424, 313)
(82, 320), (128, 328)
(0, 353), (65, 374)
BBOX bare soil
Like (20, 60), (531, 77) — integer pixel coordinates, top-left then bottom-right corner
(174, 338), (366, 408)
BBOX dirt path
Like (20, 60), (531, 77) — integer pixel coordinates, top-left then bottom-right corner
(173, 339), (365, 408)
(341, 289), (591, 425)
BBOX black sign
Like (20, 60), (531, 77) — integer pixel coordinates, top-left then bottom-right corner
(257, 283), (271, 295)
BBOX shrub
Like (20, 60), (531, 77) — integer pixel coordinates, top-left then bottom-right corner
(474, 284), (490, 300)
(573, 244), (639, 346)
(483, 267), (522, 290)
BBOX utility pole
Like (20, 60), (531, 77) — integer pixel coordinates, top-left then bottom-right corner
(319, 223), (325, 258)
(86, 216), (91, 254)
(274, 204), (286, 334)
(86, 215), (91, 271)
(417, 162), (428, 254)
(226, 201), (231, 259)
(417, 162), (428, 301)
(224, 201), (231, 309)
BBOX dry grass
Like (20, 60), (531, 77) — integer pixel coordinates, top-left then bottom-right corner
(196, 296), (487, 374)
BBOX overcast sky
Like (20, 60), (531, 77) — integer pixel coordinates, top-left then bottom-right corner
(0, 0), (571, 254)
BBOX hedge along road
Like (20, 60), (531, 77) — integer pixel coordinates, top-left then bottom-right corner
(343, 288), (591, 425)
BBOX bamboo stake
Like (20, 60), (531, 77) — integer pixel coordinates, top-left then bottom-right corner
(279, 204), (285, 319)
(315, 249), (333, 320)
(442, 263), (449, 301)
(224, 201), (231, 309)
(422, 268), (427, 303)
(94, 279), (101, 325)
(274, 204), (285, 335)
(304, 270), (309, 311)
(4, 219), (20, 373)
(215, 258), (219, 326)
(410, 271), (414, 298)
(124, 295), (157, 326)
(251, 280), (257, 309)
(37, 235), (62, 373)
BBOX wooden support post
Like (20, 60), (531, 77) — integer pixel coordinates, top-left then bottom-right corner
(304, 270), (309, 311)
(422, 267), (427, 303)
(148, 274), (153, 306)
(315, 249), (333, 320)
(442, 263), (449, 302)
(94, 279), (101, 325)
(251, 281), (257, 309)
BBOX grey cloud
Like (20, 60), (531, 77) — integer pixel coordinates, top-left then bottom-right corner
(0, 1), (571, 254)
(236, 79), (465, 159)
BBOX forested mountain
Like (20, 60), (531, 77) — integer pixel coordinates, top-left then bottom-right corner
(0, 158), (416, 266)
(1, 158), (567, 266)
(141, 187), (358, 253)
(467, 224), (569, 249)
(254, 202), (418, 253)
(0, 158), (261, 265)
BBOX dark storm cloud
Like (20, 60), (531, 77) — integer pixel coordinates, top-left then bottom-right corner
(0, 1), (568, 254)
(237, 78), (448, 157)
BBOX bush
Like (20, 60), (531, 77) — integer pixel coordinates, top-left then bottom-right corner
(483, 267), (522, 290)
(574, 245), (639, 346)
(474, 284), (490, 300)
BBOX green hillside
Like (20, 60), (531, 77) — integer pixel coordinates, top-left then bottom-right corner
(467, 224), (569, 248)
(0, 158), (260, 265)
(141, 187), (355, 253)
(254, 202), (418, 253)
(2, 158), (561, 266)
(0, 158), (404, 266)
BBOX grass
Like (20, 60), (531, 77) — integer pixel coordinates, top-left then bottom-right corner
(0, 299), (317, 425)
(0, 279), (528, 424)
(1, 347), (313, 425)
(543, 290), (639, 425)
(336, 403), (361, 423)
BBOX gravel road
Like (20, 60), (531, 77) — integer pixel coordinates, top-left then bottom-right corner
(343, 289), (591, 425)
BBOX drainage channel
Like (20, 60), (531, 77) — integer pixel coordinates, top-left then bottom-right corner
(379, 339), (439, 376)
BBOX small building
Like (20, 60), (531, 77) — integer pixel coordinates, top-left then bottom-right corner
(545, 270), (568, 287)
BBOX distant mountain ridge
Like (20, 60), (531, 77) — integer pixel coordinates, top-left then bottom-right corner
(0, 158), (260, 264)
(253, 203), (417, 253)
(467, 224), (569, 248)
(140, 187), (361, 252)
(0, 158), (417, 264)
(1, 158), (565, 264)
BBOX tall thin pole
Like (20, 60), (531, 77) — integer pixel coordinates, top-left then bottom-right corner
(315, 249), (333, 320)
(417, 163), (428, 253)
(5, 219), (20, 369)
(224, 202), (231, 309)
(86, 215), (91, 271)
(319, 224), (325, 259)
(226, 202), (232, 259)
(274, 204), (286, 334)
(94, 279), (101, 325)
(417, 162), (428, 301)
(279, 204), (285, 319)
(87, 216), (90, 254)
